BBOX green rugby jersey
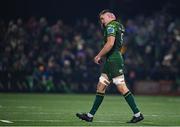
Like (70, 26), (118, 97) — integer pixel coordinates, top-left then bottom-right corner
(103, 20), (125, 59)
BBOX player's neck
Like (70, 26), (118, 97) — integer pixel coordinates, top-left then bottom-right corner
(105, 19), (116, 26)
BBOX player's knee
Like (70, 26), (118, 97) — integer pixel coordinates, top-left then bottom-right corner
(96, 74), (110, 93)
(96, 83), (107, 93)
(99, 75), (110, 86)
(117, 84), (129, 94)
(113, 75), (129, 94)
(113, 75), (125, 85)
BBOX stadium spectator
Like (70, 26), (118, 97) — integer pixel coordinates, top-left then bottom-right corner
(0, 11), (179, 93)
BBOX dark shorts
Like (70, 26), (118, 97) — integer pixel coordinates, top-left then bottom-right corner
(101, 58), (124, 80)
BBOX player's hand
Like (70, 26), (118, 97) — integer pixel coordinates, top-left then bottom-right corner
(94, 55), (101, 64)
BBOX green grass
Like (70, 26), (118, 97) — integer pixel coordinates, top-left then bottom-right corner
(0, 93), (180, 126)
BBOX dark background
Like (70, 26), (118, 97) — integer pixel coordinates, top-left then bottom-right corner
(0, 0), (179, 93)
(0, 0), (179, 23)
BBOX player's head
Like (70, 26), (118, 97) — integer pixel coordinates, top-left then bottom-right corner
(99, 9), (116, 27)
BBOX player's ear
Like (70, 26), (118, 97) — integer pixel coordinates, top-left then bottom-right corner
(110, 13), (116, 19)
(107, 13), (116, 19)
(98, 17), (104, 29)
(99, 22), (105, 29)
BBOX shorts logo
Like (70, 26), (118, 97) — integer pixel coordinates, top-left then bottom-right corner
(119, 69), (123, 73)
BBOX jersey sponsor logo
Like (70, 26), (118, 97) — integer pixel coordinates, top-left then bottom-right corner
(107, 27), (115, 34)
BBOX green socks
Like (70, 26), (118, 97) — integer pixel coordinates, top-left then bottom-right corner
(89, 92), (104, 115)
(124, 91), (140, 114)
(89, 91), (139, 116)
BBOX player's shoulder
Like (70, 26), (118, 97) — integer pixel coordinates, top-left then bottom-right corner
(113, 20), (125, 32)
(107, 21), (125, 33)
(107, 20), (118, 27)
(107, 21), (122, 30)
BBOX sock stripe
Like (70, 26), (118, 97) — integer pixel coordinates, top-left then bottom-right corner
(123, 91), (131, 98)
(124, 91), (140, 114)
(90, 92), (104, 115)
(96, 92), (105, 96)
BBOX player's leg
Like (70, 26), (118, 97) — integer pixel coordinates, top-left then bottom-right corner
(89, 73), (109, 116)
(76, 73), (110, 122)
(113, 75), (144, 123)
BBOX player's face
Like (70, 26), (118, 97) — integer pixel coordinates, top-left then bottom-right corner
(99, 12), (115, 27)
(99, 13), (109, 26)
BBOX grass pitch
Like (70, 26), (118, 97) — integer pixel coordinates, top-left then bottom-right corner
(0, 93), (180, 126)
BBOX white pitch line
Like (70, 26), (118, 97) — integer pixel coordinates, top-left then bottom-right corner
(16, 106), (42, 109)
(8, 119), (125, 124)
(98, 114), (180, 117)
(0, 119), (13, 123)
(95, 120), (125, 124)
(10, 119), (120, 122)
(2, 111), (180, 117)
(10, 120), (76, 122)
(4, 119), (180, 127)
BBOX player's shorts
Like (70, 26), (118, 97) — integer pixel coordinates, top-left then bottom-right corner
(101, 53), (124, 80)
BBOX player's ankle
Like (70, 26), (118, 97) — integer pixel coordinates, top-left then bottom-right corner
(87, 113), (94, 118)
(134, 112), (141, 117)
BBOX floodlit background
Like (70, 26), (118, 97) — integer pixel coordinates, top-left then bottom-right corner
(0, 0), (180, 126)
(0, 0), (179, 94)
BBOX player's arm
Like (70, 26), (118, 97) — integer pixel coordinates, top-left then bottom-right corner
(97, 36), (115, 57)
(94, 36), (115, 64)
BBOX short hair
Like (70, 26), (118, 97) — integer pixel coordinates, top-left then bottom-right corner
(99, 9), (114, 17)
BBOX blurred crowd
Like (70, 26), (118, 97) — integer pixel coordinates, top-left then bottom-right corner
(0, 12), (179, 92)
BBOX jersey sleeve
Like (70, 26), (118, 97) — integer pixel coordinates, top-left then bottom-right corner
(106, 24), (116, 37)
